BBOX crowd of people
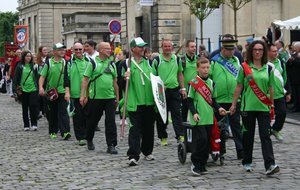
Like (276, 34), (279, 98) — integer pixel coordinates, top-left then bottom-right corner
(1, 34), (298, 176)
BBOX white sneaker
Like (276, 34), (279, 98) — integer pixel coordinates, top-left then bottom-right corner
(144, 154), (155, 161)
(24, 127), (30, 131)
(128, 158), (138, 166)
(32, 126), (38, 131)
(266, 164), (280, 175)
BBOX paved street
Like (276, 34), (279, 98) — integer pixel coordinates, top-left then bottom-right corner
(0, 93), (300, 190)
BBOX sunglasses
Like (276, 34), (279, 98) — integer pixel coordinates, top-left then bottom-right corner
(74, 48), (83, 51)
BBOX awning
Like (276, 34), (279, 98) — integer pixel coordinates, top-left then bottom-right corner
(273, 16), (300, 30)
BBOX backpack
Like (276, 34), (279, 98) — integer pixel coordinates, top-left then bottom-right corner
(153, 54), (181, 75)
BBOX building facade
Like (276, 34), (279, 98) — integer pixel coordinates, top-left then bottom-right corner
(18, 0), (120, 52)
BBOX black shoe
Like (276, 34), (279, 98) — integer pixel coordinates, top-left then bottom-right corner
(199, 166), (208, 175)
(95, 126), (100, 131)
(107, 145), (118, 154)
(87, 141), (95, 150)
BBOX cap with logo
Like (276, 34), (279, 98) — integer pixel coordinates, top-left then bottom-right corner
(220, 39), (238, 50)
(130, 37), (147, 48)
(53, 43), (66, 50)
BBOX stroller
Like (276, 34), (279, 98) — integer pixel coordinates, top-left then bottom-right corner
(177, 115), (230, 165)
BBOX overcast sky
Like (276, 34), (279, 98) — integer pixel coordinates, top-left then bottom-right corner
(0, 0), (18, 12)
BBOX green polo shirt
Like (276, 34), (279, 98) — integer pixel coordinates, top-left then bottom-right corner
(237, 62), (275, 111)
(40, 57), (65, 93)
(269, 58), (286, 99)
(67, 55), (89, 98)
(188, 77), (214, 125)
(209, 55), (241, 103)
(183, 54), (197, 90)
(84, 56), (117, 99)
(21, 63), (37, 93)
(124, 57), (154, 112)
(152, 53), (183, 89)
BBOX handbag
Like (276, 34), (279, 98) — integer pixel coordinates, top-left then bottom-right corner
(47, 61), (64, 101)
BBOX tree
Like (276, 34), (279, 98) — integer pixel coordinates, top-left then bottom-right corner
(0, 12), (19, 57)
(225, 0), (252, 39)
(184, 0), (224, 44)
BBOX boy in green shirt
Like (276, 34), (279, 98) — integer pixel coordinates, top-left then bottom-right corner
(80, 42), (119, 154)
(187, 57), (226, 175)
(39, 43), (71, 140)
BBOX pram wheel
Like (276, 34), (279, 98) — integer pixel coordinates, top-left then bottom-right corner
(211, 153), (219, 162)
(220, 156), (224, 166)
(178, 142), (187, 164)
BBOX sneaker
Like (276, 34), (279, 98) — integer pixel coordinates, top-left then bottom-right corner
(24, 127), (30, 131)
(128, 158), (138, 166)
(161, 138), (168, 146)
(63, 132), (71, 140)
(106, 145), (118, 154)
(119, 119), (128, 126)
(178, 136), (184, 143)
(144, 154), (155, 161)
(31, 126), (38, 131)
(87, 141), (95, 150)
(78, 140), (87, 146)
(50, 133), (57, 139)
(243, 164), (253, 172)
(272, 130), (283, 141)
(191, 164), (201, 176)
(199, 166), (208, 175)
(266, 165), (280, 175)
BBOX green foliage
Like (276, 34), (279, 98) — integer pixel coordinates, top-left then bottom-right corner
(0, 12), (19, 56)
(184, 0), (224, 21)
(225, 0), (252, 11)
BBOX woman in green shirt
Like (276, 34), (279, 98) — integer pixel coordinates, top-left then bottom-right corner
(230, 40), (280, 176)
(14, 50), (39, 131)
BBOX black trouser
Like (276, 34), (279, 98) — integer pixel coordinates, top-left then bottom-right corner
(127, 105), (155, 161)
(86, 98), (117, 146)
(48, 94), (70, 136)
(216, 103), (243, 156)
(191, 125), (212, 167)
(272, 97), (286, 132)
(291, 84), (300, 111)
(72, 98), (87, 141)
(20, 91), (39, 128)
(181, 97), (188, 122)
(241, 111), (276, 170)
(156, 87), (184, 139)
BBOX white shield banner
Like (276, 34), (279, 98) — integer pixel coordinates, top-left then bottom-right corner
(150, 73), (167, 124)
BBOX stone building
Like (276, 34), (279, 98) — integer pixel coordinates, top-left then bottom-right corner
(17, 0), (120, 52)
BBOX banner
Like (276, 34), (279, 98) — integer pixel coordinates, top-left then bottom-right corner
(14, 25), (29, 48)
(4, 43), (18, 59)
(150, 73), (167, 124)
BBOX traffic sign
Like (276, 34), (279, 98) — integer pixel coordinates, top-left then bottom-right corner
(108, 20), (122, 34)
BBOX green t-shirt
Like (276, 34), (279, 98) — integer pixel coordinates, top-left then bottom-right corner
(209, 55), (241, 103)
(67, 56), (89, 98)
(188, 76), (214, 125)
(237, 62), (275, 112)
(123, 57), (154, 112)
(269, 58), (286, 99)
(21, 64), (37, 93)
(183, 54), (197, 90)
(84, 57), (117, 99)
(40, 57), (65, 93)
(152, 53), (183, 89)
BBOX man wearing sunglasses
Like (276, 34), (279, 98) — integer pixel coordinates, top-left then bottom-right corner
(64, 41), (90, 146)
(209, 36), (244, 161)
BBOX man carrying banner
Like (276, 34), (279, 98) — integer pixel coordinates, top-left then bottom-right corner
(120, 37), (155, 166)
(230, 40), (280, 176)
(152, 39), (186, 145)
(210, 38), (244, 160)
(80, 42), (119, 154)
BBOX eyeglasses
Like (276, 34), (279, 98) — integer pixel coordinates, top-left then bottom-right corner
(253, 48), (264, 52)
(74, 48), (83, 51)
